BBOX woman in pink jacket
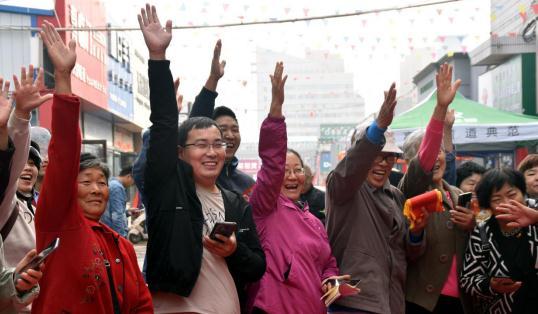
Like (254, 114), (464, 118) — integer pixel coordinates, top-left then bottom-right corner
(249, 62), (350, 314)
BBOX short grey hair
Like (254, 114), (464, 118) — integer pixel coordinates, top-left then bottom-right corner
(402, 129), (425, 162)
(79, 153), (110, 181)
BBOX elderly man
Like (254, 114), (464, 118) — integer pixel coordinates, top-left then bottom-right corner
(326, 83), (426, 314)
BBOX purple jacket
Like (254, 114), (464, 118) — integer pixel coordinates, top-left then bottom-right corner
(249, 116), (338, 314)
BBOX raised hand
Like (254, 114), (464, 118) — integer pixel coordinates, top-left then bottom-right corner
(375, 83), (397, 129)
(40, 21), (76, 76)
(138, 4), (172, 60)
(436, 63), (461, 109)
(13, 65), (53, 119)
(0, 78), (12, 129)
(205, 40), (226, 92)
(210, 40), (225, 80)
(269, 61), (287, 118)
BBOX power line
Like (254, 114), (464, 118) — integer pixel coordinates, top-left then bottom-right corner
(0, 0), (463, 32)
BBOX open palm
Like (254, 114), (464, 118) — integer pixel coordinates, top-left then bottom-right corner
(40, 21), (76, 75)
(436, 63), (461, 109)
(13, 65), (53, 114)
(0, 78), (12, 127)
(210, 40), (225, 79)
(138, 4), (172, 57)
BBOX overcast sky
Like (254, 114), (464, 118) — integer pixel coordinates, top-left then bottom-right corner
(86, 0), (491, 141)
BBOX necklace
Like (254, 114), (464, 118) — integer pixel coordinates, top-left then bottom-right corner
(501, 227), (522, 237)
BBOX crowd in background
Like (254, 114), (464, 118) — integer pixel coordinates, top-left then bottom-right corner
(0, 3), (537, 314)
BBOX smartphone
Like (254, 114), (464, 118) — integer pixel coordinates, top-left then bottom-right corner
(209, 222), (237, 243)
(458, 192), (473, 208)
(14, 238), (59, 282)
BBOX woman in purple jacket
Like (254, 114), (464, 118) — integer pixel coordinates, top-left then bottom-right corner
(249, 62), (350, 314)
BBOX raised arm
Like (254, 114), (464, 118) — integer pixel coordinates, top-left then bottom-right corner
(418, 64), (460, 173)
(400, 65), (460, 199)
(0, 79), (11, 152)
(327, 83), (397, 205)
(35, 21), (79, 236)
(189, 40), (224, 118)
(1, 66), (52, 227)
(137, 4), (178, 195)
(249, 62), (288, 219)
(0, 79), (14, 206)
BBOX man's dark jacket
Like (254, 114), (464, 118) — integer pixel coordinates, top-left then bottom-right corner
(144, 60), (266, 301)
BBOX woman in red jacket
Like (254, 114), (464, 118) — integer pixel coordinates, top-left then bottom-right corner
(32, 21), (153, 314)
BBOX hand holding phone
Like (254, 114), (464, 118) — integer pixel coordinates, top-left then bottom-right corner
(209, 222), (237, 243)
(458, 192), (473, 208)
(14, 238), (59, 283)
(490, 276), (522, 294)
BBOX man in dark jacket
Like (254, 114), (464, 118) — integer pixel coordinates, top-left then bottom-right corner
(212, 106), (255, 198)
(139, 5), (265, 313)
(300, 165), (325, 222)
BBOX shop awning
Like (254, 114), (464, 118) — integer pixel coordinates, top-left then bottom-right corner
(391, 90), (538, 147)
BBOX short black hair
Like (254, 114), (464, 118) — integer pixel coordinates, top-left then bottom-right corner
(287, 148), (304, 167)
(475, 168), (526, 209)
(177, 117), (222, 147)
(119, 165), (133, 177)
(212, 106), (237, 122)
(79, 153), (110, 181)
(456, 161), (486, 188)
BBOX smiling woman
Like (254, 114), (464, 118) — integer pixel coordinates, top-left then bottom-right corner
(248, 62), (350, 314)
(32, 21), (153, 314)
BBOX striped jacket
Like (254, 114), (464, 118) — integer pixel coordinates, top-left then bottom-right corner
(460, 219), (538, 313)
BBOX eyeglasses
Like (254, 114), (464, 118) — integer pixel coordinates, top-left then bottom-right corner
(285, 168), (305, 176)
(373, 154), (398, 163)
(183, 141), (227, 151)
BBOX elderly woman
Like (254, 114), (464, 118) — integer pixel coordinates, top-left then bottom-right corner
(460, 168), (538, 313)
(249, 62), (350, 314)
(32, 22), (152, 313)
(399, 64), (474, 314)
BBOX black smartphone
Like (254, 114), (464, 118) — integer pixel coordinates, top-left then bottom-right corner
(209, 222), (237, 243)
(15, 238), (60, 281)
(458, 192), (473, 208)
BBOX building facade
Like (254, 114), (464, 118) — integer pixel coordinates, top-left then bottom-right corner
(470, 0), (537, 116)
(255, 48), (365, 182)
(0, 0), (152, 176)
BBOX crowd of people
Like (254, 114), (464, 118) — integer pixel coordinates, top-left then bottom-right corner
(0, 3), (537, 314)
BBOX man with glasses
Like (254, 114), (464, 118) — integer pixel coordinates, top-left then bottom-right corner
(139, 5), (265, 313)
(325, 84), (426, 314)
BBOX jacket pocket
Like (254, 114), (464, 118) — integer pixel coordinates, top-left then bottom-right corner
(281, 252), (300, 286)
(340, 249), (383, 302)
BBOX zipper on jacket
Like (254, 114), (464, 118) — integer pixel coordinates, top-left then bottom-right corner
(104, 259), (121, 314)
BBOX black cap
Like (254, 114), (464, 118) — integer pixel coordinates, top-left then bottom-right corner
(29, 141), (42, 170)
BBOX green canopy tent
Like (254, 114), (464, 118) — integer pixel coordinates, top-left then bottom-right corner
(391, 90), (538, 151)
